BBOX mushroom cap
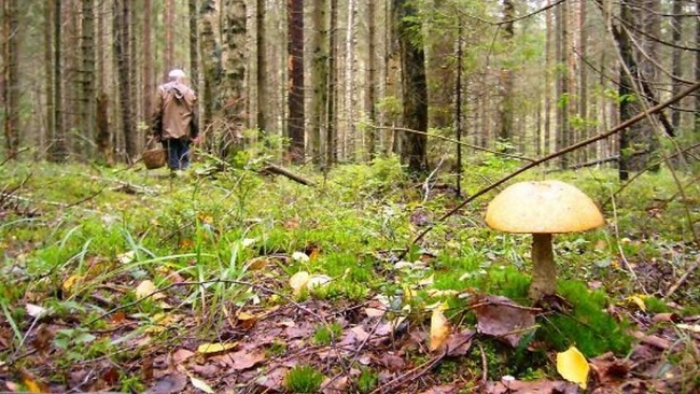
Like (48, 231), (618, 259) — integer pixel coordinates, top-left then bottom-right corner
(485, 180), (605, 234)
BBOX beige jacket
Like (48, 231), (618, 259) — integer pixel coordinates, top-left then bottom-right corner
(151, 81), (198, 140)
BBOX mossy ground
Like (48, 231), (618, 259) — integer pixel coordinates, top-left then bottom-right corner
(1, 155), (699, 392)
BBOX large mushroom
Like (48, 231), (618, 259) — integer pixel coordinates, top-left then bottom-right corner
(485, 180), (605, 300)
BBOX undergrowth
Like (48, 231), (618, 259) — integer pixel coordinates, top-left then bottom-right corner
(0, 154), (698, 391)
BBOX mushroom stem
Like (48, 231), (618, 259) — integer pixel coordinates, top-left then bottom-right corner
(529, 233), (557, 300)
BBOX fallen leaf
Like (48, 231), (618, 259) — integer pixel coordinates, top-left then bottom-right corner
(135, 280), (165, 300)
(189, 375), (214, 394)
(62, 274), (85, 293)
(676, 323), (700, 333)
(117, 251), (136, 264)
(557, 346), (589, 389)
(196, 342), (237, 355)
(25, 304), (48, 318)
(429, 308), (450, 351)
(473, 295), (537, 347)
(246, 257), (269, 270)
(231, 349), (266, 370)
(445, 329), (474, 357)
(627, 295), (646, 312)
(236, 311), (259, 329)
(172, 348), (195, 364)
(291, 251), (309, 262)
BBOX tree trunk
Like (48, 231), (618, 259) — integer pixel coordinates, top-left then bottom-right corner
(2, 0), (20, 160)
(366, 0), (377, 159)
(44, 1), (53, 155)
(256, 0), (268, 134)
(114, 0), (136, 161)
(219, 0), (246, 157)
(326, 0), (338, 167)
(310, 0), (328, 166)
(543, 0), (552, 157)
(200, 0), (220, 144)
(695, 1), (700, 135)
(618, 1), (635, 181)
(555, 0), (569, 169)
(344, 0), (356, 160)
(165, 0), (174, 71)
(578, 0), (589, 162)
(51, 0), (67, 162)
(394, 0), (428, 173)
(81, 0), (97, 158)
(497, 0), (514, 152)
(670, 0), (682, 131)
(144, 0), (153, 123)
(287, 0), (305, 163)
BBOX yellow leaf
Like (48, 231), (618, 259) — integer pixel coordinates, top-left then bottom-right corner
(62, 274), (84, 293)
(556, 346), (589, 389)
(196, 342), (237, 355)
(135, 280), (165, 299)
(289, 271), (310, 295)
(627, 295), (646, 312)
(429, 308), (450, 351)
(418, 274), (434, 287)
(246, 257), (269, 270)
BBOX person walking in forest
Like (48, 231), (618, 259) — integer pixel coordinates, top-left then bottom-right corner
(151, 69), (199, 176)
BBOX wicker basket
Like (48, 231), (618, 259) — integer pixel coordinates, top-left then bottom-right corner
(143, 141), (166, 169)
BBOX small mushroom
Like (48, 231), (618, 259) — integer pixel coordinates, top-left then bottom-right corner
(485, 180), (605, 300)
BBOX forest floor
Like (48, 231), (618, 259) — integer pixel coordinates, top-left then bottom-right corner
(0, 156), (699, 394)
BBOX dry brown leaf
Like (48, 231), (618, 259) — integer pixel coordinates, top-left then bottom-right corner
(473, 295), (537, 347)
(231, 349), (266, 370)
(142, 374), (188, 394)
(172, 348), (195, 364)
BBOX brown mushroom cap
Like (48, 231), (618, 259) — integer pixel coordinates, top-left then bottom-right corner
(485, 180), (605, 234)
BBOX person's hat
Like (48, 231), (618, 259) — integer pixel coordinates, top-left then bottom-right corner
(168, 69), (186, 78)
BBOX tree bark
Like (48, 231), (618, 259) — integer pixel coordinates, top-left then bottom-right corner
(695, 1), (700, 135)
(310, 0), (328, 166)
(51, 0), (67, 162)
(114, 0), (136, 161)
(326, 0), (338, 167)
(219, 0), (246, 157)
(344, 0), (356, 159)
(144, 0), (153, 123)
(165, 0), (174, 71)
(497, 0), (514, 152)
(555, 0), (569, 169)
(670, 0), (682, 131)
(287, 0), (305, 163)
(2, 0), (20, 160)
(81, 0), (97, 158)
(366, 0), (377, 159)
(256, 0), (268, 134)
(394, 0), (428, 173)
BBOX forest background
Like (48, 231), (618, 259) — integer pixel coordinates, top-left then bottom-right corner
(2, 0), (699, 177)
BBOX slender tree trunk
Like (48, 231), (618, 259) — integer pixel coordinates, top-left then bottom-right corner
(455, 17), (463, 198)
(344, 0), (356, 160)
(165, 0), (174, 70)
(51, 0), (67, 162)
(200, 0), (219, 143)
(497, 0), (514, 151)
(394, 0), (428, 173)
(555, 0), (569, 168)
(2, 0), (20, 160)
(366, 0), (377, 159)
(310, 0), (328, 166)
(543, 0), (552, 157)
(578, 0), (588, 162)
(326, 0), (338, 166)
(81, 0), (96, 158)
(256, 0), (268, 134)
(670, 0), (682, 131)
(44, 1), (54, 156)
(144, 0), (153, 122)
(287, 0), (305, 163)
(114, 0), (136, 161)
(618, 1), (634, 181)
(695, 1), (700, 135)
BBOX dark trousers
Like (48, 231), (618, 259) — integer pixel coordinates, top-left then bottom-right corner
(165, 139), (191, 170)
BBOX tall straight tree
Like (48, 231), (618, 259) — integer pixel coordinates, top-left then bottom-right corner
(555, 0), (569, 168)
(617, 1), (635, 181)
(344, 0), (356, 159)
(366, 0), (377, 158)
(696, 1), (700, 135)
(114, 0), (136, 160)
(2, 0), (20, 159)
(497, 0), (514, 151)
(220, 0), (246, 155)
(287, 0), (305, 162)
(165, 0), (174, 70)
(393, 0), (428, 173)
(143, 0), (153, 122)
(310, 0), (328, 166)
(670, 0), (682, 131)
(81, 0), (97, 157)
(256, 0), (268, 134)
(51, 0), (67, 162)
(326, 0), (338, 166)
